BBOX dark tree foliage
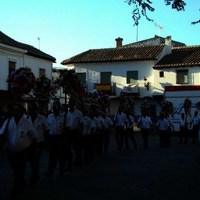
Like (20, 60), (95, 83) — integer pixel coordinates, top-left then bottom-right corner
(126, 0), (199, 25)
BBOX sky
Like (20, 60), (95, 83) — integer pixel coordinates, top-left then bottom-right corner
(0, 0), (199, 68)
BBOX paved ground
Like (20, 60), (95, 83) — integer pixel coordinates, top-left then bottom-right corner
(1, 132), (200, 200)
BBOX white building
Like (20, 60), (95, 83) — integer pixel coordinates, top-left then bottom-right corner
(61, 36), (188, 115)
(0, 31), (56, 108)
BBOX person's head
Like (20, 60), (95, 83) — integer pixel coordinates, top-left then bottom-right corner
(160, 112), (165, 120)
(13, 103), (25, 121)
(53, 99), (61, 116)
(68, 98), (76, 110)
(28, 102), (38, 116)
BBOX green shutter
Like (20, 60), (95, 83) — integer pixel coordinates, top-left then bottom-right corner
(101, 72), (111, 84)
(76, 73), (86, 84)
(127, 71), (138, 84)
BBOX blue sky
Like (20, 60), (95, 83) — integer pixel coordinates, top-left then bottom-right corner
(0, 0), (199, 68)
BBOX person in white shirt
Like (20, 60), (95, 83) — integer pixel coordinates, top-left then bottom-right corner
(27, 102), (49, 186)
(82, 110), (93, 164)
(179, 112), (188, 144)
(88, 110), (98, 161)
(65, 99), (84, 168)
(156, 112), (170, 148)
(0, 103), (37, 197)
(93, 111), (105, 154)
(45, 100), (64, 177)
(114, 107), (128, 152)
(125, 110), (137, 150)
(137, 111), (153, 149)
(189, 111), (200, 144)
(102, 112), (113, 152)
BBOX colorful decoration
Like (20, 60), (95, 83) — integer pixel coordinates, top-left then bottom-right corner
(7, 67), (36, 97)
(54, 69), (86, 97)
(54, 70), (111, 113)
(34, 76), (52, 100)
(160, 100), (174, 117)
(87, 90), (110, 113)
(140, 99), (151, 115)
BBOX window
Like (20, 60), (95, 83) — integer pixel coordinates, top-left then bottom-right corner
(39, 68), (46, 77)
(159, 71), (164, 78)
(8, 61), (16, 76)
(100, 72), (111, 84)
(8, 61), (16, 90)
(176, 69), (189, 84)
(76, 72), (86, 84)
(127, 71), (138, 84)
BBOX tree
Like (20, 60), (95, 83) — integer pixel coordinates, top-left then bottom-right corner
(126, 0), (199, 25)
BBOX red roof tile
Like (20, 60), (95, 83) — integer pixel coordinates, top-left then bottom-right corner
(61, 45), (165, 65)
(154, 46), (200, 68)
(0, 31), (56, 62)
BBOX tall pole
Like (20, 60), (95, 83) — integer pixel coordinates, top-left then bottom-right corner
(38, 37), (40, 50)
(135, 20), (139, 42)
(136, 24), (138, 42)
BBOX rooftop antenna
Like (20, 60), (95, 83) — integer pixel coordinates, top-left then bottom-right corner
(135, 20), (139, 42)
(154, 22), (164, 36)
(38, 37), (40, 50)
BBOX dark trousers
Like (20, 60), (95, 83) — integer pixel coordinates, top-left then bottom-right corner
(192, 126), (199, 143)
(159, 130), (170, 148)
(66, 129), (83, 167)
(103, 128), (111, 153)
(82, 135), (94, 164)
(179, 127), (188, 144)
(29, 141), (45, 186)
(125, 128), (137, 150)
(46, 135), (64, 176)
(141, 128), (150, 149)
(115, 126), (125, 151)
(8, 146), (31, 194)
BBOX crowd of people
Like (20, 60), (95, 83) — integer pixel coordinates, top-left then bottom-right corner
(0, 100), (200, 199)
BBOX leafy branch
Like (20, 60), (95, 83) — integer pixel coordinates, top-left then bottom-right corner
(125, 0), (199, 25)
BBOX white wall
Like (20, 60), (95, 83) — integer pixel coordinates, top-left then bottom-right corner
(0, 48), (24, 90)
(74, 60), (157, 97)
(153, 66), (200, 96)
(24, 55), (52, 79)
(0, 46), (53, 91)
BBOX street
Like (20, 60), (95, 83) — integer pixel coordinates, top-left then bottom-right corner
(1, 132), (200, 200)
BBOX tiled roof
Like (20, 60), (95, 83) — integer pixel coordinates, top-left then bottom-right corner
(154, 46), (200, 68)
(124, 35), (186, 47)
(61, 45), (165, 65)
(0, 31), (56, 62)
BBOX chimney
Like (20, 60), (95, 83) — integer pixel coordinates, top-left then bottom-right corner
(165, 36), (172, 46)
(165, 36), (172, 54)
(115, 37), (123, 48)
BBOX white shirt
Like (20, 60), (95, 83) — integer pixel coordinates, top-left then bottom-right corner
(114, 112), (128, 127)
(103, 116), (113, 129)
(66, 109), (84, 130)
(126, 115), (134, 129)
(82, 116), (92, 136)
(0, 116), (37, 152)
(138, 116), (152, 129)
(28, 114), (49, 142)
(47, 113), (64, 135)
(94, 116), (105, 130)
(156, 119), (169, 131)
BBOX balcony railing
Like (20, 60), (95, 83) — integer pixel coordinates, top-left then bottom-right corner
(95, 83), (114, 95)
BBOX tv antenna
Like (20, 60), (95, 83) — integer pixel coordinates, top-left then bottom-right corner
(37, 37), (40, 50)
(154, 22), (164, 36)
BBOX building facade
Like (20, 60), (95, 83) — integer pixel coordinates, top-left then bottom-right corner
(0, 31), (56, 109)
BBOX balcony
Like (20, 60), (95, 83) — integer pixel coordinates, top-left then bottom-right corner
(95, 83), (114, 95)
